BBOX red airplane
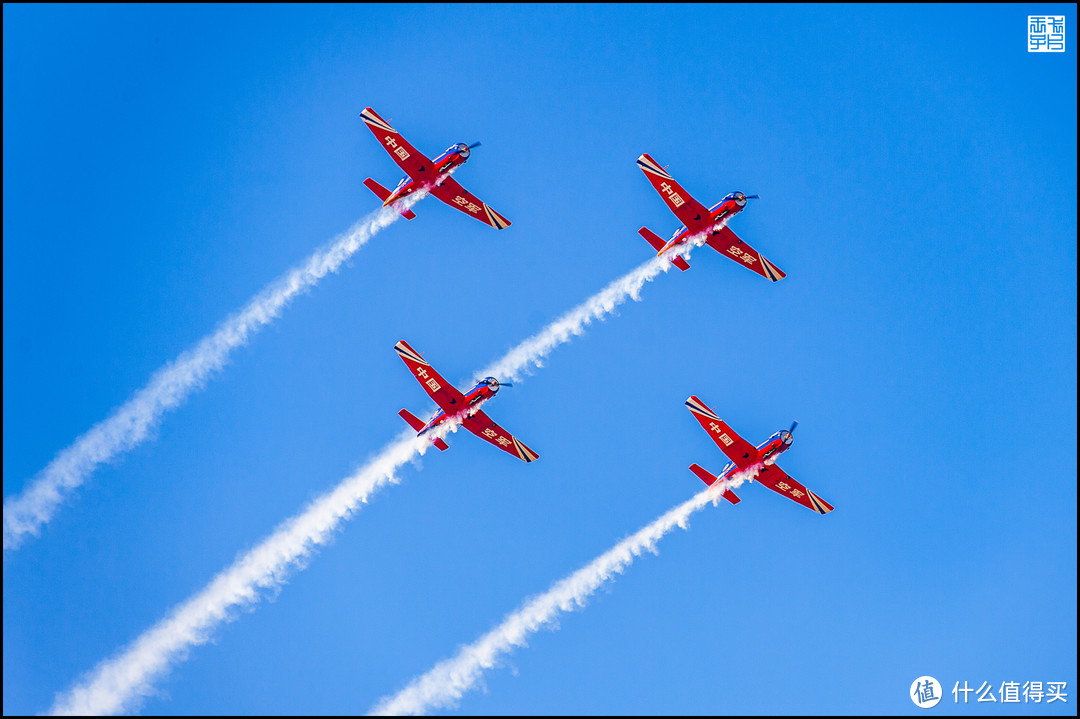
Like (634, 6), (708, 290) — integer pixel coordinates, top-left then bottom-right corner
(395, 340), (539, 463)
(360, 107), (512, 229)
(636, 153), (785, 281)
(684, 395), (833, 514)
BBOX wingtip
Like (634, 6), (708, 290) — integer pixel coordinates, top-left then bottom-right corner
(394, 340), (427, 364)
(512, 437), (540, 463)
(684, 395), (722, 421)
(483, 204), (512, 230)
(635, 153), (673, 179)
(807, 489), (835, 515)
(760, 255), (786, 282)
(360, 107), (395, 133)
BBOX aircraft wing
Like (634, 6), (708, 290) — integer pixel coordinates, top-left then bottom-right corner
(756, 463), (835, 515)
(428, 176), (512, 229)
(462, 409), (539, 462)
(636, 153), (713, 230)
(361, 107), (435, 180)
(705, 226), (787, 282)
(394, 340), (468, 414)
(685, 395), (761, 469)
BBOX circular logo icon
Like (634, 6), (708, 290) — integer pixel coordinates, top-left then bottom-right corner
(911, 676), (942, 708)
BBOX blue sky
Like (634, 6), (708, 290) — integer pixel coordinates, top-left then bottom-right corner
(3, 4), (1076, 715)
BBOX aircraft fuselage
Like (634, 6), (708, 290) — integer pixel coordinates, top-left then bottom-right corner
(661, 192), (750, 254)
(383, 143), (472, 206)
(419, 377), (501, 433)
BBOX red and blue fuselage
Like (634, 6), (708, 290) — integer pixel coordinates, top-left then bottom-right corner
(417, 376), (501, 434)
(658, 191), (753, 255)
(715, 427), (795, 482)
(381, 143), (472, 207)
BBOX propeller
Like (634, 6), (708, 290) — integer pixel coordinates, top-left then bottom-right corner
(788, 420), (798, 434)
(746, 194), (760, 199)
(467, 142), (482, 149)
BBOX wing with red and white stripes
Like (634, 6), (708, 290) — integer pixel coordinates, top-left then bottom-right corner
(636, 153), (712, 230)
(361, 108), (434, 180)
(462, 409), (539, 463)
(685, 395), (761, 469)
(756, 463), (834, 515)
(394, 340), (467, 414)
(705, 226), (786, 282)
(429, 176), (512, 230)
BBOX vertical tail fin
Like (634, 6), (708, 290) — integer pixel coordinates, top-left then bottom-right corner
(364, 178), (416, 220)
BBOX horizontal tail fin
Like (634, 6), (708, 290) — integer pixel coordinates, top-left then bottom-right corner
(399, 409), (449, 451)
(398, 408), (426, 432)
(639, 228), (690, 271)
(638, 226), (666, 252)
(689, 462), (717, 486)
(689, 463), (741, 504)
(364, 177), (391, 202)
(364, 178), (416, 220)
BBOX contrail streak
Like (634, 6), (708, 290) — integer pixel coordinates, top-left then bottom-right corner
(477, 250), (686, 382)
(47, 239), (702, 715)
(4, 197), (421, 551)
(369, 471), (756, 716)
(48, 428), (432, 717)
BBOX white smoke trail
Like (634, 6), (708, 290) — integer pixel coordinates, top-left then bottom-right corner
(476, 240), (703, 382)
(369, 469), (757, 716)
(48, 423), (451, 717)
(4, 196), (423, 551)
(46, 236), (705, 715)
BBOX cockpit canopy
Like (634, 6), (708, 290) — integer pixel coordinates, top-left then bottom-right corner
(434, 143), (470, 165)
